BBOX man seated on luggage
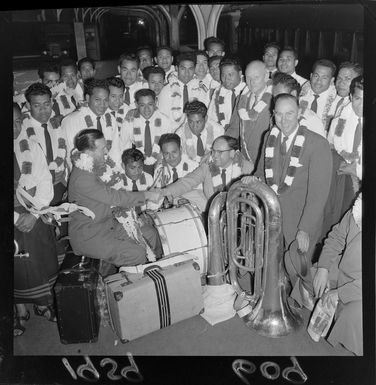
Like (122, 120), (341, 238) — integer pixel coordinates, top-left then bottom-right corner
(68, 129), (162, 274)
(158, 135), (253, 212)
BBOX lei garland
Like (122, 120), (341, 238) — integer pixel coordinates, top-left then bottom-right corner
(214, 84), (245, 126)
(169, 79), (200, 123)
(208, 150), (243, 192)
(71, 150), (156, 262)
(14, 135), (34, 193)
(264, 122), (307, 195)
(181, 123), (213, 162)
(24, 115), (67, 176)
(237, 84), (273, 122)
(299, 84), (337, 130)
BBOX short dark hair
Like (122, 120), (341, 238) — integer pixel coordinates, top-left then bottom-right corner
(77, 57), (96, 71)
(121, 148), (145, 165)
(279, 46), (298, 60)
(184, 100), (208, 117)
(312, 59), (336, 77)
(25, 82), (52, 103)
(59, 58), (78, 75)
(219, 56), (242, 72)
(208, 55), (222, 67)
(106, 76), (125, 91)
(38, 60), (60, 80)
(350, 75), (364, 95)
(143, 66), (165, 82)
(176, 52), (196, 67)
(195, 50), (209, 61)
(136, 46), (153, 57)
(118, 52), (140, 68)
(204, 36), (225, 51)
(263, 42), (280, 54)
(74, 129), (104, 152)
(213, 135), (239, 151)
(134, 88), (156, 102)
(84, 78), (109, 98)
(272, 72), (301, 95)
(274, 93), (299, 108)
(156, 46), (173, 56)
(158, 133), (181, 150)
(338, 61), (363, 77)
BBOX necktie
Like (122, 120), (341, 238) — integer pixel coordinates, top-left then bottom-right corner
(111, 110), (116, 117)
(269, 71), (272, 79)
(144, 120), (152, 157)
(71, 95), (77, 109)
(172, 167), (178, 182)
(280, 135), (289, 156)
(352, 117), (362, 154)
(42, 123), (54, 164)
(124, 86), (130, 105)
(310, 94), (319, 113)
(96, 116), (103, 132)
(196, 134), (205, 157)
(183, 84), (189, 108)
(231, 89), (236, 111)
(132, 180), (142, 215)
(335, 97), (345, 115)
(221, 168), (227, 189)
(14, 152), (21, 183)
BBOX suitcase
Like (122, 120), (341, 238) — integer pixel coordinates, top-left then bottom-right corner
(105, 260), (204, 342)
(54, 256), (101, 344)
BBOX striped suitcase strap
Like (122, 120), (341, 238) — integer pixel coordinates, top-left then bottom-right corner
(145, 269), (171, 329)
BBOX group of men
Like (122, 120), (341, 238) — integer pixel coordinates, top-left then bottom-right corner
(13, 36), (363, 355)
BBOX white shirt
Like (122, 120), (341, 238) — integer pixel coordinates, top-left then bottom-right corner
(327, 94), (350, 119)
(300, 109), (326, 138)
(123, 172), (154, 212)
(301, 86), (334, 121)
(123, 80), (148, 110)
(280, 125), (299, 152)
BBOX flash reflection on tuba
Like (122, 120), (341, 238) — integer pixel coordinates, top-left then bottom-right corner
(207, 178), (302, 337)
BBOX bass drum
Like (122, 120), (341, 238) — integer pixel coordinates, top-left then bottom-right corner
(151, 203), (208, 276)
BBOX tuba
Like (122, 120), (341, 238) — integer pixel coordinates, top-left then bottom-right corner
(207, 178), (302, 337)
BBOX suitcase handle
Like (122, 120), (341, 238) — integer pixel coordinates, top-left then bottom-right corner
(143, 265), (163, 275)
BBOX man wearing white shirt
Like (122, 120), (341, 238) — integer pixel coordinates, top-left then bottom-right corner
(155, 46), (176, 83)
(207, 57), (246, 130)
(271, 72), (326, 138)
(158, 52), (202, 130)
(299, 59), (337, 132)
(62, 79), (121, 170)
(136, 46), (154, 72)
(277, 46), (308, 87)
(208, 55), (221, 94)
(327, 61), (363, 123)
(121, 89), (173, 176)
(143, 66), (166, 106)
(54, 58), (84, 116)
(194, 50), (213, 106)
(204, 36), (226, 57)
(118, 53), (147, 110)
(323, 76), (363, 239)
(263, 42), (280, 79)
(176, 101), (224, 163)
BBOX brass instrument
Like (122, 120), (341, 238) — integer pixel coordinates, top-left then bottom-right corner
(207, 178), (302, 337)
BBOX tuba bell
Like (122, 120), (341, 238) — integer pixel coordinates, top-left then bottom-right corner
(207, 178), (303, 337)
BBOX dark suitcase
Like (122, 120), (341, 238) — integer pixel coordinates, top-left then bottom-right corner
(54, 256), (101, 344)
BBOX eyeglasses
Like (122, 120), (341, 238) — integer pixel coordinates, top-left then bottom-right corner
(211, 148), (232, 156)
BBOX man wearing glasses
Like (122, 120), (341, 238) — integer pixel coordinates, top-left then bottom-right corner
(159, 135), (253, 211)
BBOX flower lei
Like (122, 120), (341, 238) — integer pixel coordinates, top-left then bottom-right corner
(169, 79), (200, 123)
(208, 150), (243, 192)
(237, 83), (273, 122)
(299, 83), (337, 130)
(352, 193), (362, 230)
(264, 122), (307, 195)
(71, 150), (156, 262)
(14, 134), (35, 193)
(180, 123), (213, 162)
(24, 114), (67, 176)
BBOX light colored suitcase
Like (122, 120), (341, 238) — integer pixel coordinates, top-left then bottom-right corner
(105, 260), (204, 342)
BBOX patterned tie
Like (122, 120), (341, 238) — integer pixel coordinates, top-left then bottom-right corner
(96, 116), (103, 132)
(183, 84), (189, 108)
(280, 135), (289, 156)
(310, 94), (319, 113)
(335, 97), (345, 115)
(42, 123), (54, 164)
(71, 95), (77, 109)
(221, 168), (227, 190)
(172, 167), (178, 182)
(196, 134), (205, 157)
(132, 180), (142, 215)
(352, 117), (362, 154)
(124, 86), (130, 105)
(231, 89), (236, 112)
(144, 120), (152, 157)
